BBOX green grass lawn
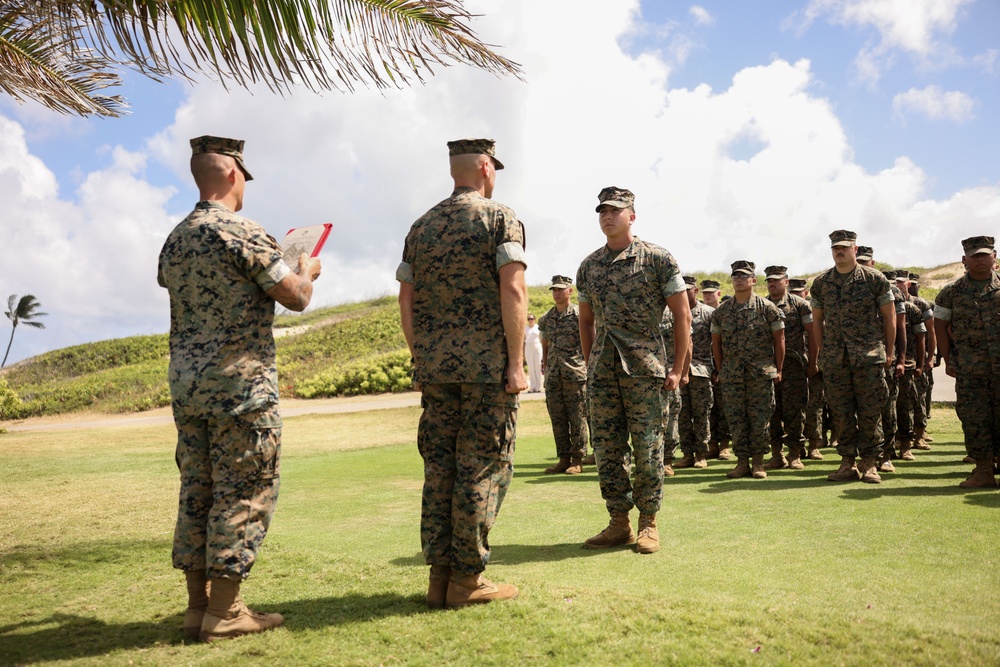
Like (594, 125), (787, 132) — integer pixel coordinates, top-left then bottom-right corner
(1, 403), (997, 666)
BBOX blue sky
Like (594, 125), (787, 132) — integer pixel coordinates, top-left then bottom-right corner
(1, 0), (998, 364)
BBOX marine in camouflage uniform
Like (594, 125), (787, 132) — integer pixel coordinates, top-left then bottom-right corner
(702, 279), (732, 460)
(397, 138), (526, 607)
(578, 187), (691, 554)
(538, 274), (589, 474)
(159, 136), (320, 640)
(764, 266), (814, 470)
(810, 230), (895, 484)
(711, 261), (785, 479)
(792, 279), (830, 459)
(904, 273), (936, 448)
(934, 235), (1000, 489)
(894, 285), (927, 461)
(659, 306), (682, 475)
(676, 276), (715, 469)
(869, 268), (907, 471)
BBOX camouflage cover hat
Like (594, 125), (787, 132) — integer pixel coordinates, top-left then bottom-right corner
(894, 272), (909, 282)
(788, 278), (807, 291)
(909, 272), (920, 281)
(961, 235), (995, 256)
(595, 186), (635, 212)
(549, 274), (573, 290)
(764, 265), (788, 279)
(190, 135), (253, 181)
(856, 246), (874, 261)
(730, 260), (755, 276)
(700, 279), (721, 292)
(683, 275), (697, 286)
(829, 229), (857, 247)
(882, 269), (897, 279)
(447, 138), (504, 170)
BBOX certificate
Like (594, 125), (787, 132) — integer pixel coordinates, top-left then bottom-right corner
(281, 223), (332, 270)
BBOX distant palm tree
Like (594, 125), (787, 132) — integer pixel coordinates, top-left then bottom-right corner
(3, 295), (48, 368)
(0, 0), (522, 118)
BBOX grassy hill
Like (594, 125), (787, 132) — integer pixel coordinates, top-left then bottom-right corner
(0, 263), (957, 421)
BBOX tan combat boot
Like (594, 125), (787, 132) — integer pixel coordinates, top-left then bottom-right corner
(544, 458), (571, 474)
(962, 455), (975, 464)
(858, 457), (882, 484)
(664, 463), (675, 478)
(583, 511), (636, 549)
(878, 448), (895, 473)
(913, 427), (931, 450)
(717, 440), (733, 461)
(692, 453), (708, 469)
(565, 457), (583, 475)
(635, 514), (660, 554)
(427, 564), (451, 609)
(199, 578), (284, 642)
(726, 457), (752, 478)
(446, 574), (519, 608)
(806, 439), (824, 460)
(786, 444), (805, 470)
(183, 570), (210, 640)
(674, 453), (696, 469)
(751, 453), (768, 479)
(827, 456), (860, 482)
(582, 453), (596, 465)
(958, 460), (999, 489)
(897, 438), (916, 461)
(763, 444), (787, 470)
(707, 440), (720, 459)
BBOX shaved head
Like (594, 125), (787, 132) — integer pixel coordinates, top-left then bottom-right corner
(449, 153), (489, 180)
(191, 153), (237, 190)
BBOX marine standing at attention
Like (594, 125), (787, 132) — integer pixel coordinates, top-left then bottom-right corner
(539, 275), (590, 475)
(577, 186), (691, 555)
(397, 138), (528, 608)
(158, 135), (321, 642)
(809, 230), (896, 484)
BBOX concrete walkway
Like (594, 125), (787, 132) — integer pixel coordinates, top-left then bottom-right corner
(4, 389), (549, 433)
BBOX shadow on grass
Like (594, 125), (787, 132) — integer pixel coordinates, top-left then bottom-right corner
(840, 485), (1000, 503)
(390, 541), (625, 568)
(0, 593), (428, 665)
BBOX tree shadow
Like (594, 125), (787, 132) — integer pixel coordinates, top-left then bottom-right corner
(0, 592), (425, 665)
(839, 485), (992, 501)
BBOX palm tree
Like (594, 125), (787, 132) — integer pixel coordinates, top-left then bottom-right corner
(0, 0), (522, 118)
(3, 294), (47, 368)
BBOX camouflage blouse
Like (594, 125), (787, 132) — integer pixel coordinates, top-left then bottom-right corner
(934, 271), (1000, 376)
(538, 303), (587, 382)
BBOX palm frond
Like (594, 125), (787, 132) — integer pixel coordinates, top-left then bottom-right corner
(0, 6), (127, 117)
(8, 0), (522, 112)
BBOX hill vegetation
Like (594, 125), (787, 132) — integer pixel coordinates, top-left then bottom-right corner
(0, 263), (960, 421)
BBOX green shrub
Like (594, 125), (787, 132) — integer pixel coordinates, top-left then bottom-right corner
(0, 377), (25, 420)
(295, 350), (412, 398)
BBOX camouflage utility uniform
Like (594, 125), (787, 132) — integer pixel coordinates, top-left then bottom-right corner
(934, 271), (1000, 462)
(577, 237), (685, 516)
(711, 295), (784, 458)
(679, 300), (715, 457)
(768, 292), (812, 454)
(538, 302), (589, 461)
(895, 299), (927, 443)
(397, 186), (526, 575)
(880, 281), (908, 454)
(811, 265), (893, 462)
(158, 200), (290, 580)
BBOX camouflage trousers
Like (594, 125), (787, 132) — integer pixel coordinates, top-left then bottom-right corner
(543, 377), (588, 459)
(418, 382), (517, 576)
(913, 370), (929, 430)
(881, 368), (899, 445)
(172, 402), (282, 580)
(710, 381), (731, 443)
(896, 369), (926, 439)
(678, 375), (713, 456)
(589, 355), (665, 515)
(824, 363), (887, 460)
(770, 361), (807, 449)
(721, 367), (775, 458)
(662, 387), (682, 463)
(955, 374), (1000, 459)
(804, 372), (829, 442)
(924, 367), (934, 418)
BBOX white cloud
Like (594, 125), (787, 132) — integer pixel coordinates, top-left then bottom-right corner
(2, 0), (998, 363)
(789, 0), (972, 82)
(689, 6), (714, 26)
(892, 85), (975, 121)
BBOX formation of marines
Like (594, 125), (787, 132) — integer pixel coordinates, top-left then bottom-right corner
(161, 135), (1000, 640)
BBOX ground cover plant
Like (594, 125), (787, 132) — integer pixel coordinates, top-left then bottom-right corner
(1, 401), (997, 666)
